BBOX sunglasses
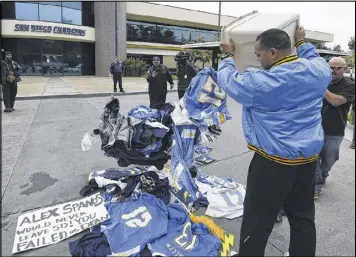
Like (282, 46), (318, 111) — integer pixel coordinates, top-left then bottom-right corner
(330, 67), (345, 71)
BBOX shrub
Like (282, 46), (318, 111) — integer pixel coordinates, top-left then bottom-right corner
(124, 58), (148, 77)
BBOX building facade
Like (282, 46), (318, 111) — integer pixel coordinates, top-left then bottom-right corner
(0, 2), (334, 77)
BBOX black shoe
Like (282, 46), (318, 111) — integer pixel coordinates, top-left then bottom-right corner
(350, 141), (355, 149)
(120, 90), (125, 93)
(11, 108), (15, 111)
(4, 108), (11, 112)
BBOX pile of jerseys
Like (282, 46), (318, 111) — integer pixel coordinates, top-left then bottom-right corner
(93, 97), (175, 170)
(72, 166), (244, 257)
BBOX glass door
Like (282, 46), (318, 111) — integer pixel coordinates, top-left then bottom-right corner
(41, 54), (64, 76)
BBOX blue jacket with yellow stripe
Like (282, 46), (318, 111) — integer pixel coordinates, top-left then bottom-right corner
(217, 41), (332, 165)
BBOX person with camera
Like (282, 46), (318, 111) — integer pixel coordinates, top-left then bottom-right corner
(146, 56), (174, 108)
(175, 51), (198, 99)
(1, 51), (21, 113)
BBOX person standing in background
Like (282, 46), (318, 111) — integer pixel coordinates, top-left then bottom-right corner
(314, 57), (355, 199)
(110, 57), (125, 93)
(146, 56), (174, 108)
(175, 51), (198, 99)
(1, 51), (21, 113)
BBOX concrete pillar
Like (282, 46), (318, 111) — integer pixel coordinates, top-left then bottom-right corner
(94, 2), (127, 77)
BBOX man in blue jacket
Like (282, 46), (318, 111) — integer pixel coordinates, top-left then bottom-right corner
(109, 57), (125, 93)
(219, 26), (331, 256)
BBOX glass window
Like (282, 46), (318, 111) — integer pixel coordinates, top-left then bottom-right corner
(18, 39), (42, 54)
(170, 27), (183, 44)
(2, 2), (16, 19)
(81, 55), (95, 75)
(63, 41), (82, 55)
(126, 20), (219, 44)
(62, 2), (81, 10)
(82, 10), (94, 27)
(42, 40), (63, 55)
(182, 29), (192, 44)
(81, 42), (95, 56)
(15, 2), (39, 20)
(18, 54), (42, 76)
(39, 4), (62, 23)
(38, 2), (61, 6)
(62, 7), (82, 25)
(63, 54), (82, 75)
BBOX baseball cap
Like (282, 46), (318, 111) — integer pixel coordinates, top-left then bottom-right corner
(152, 56), (160, 62)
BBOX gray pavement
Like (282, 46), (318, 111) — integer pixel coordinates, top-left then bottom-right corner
(1, 93), (355, 256)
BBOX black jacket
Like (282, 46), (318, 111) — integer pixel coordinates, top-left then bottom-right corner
(1, 60), (21, 86)
(146, 64), (173, 96)
(176, 62), (198, 91)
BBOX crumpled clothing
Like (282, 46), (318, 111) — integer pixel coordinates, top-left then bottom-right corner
(69, 231), (112, 257)
(80, 167), (147, 197)
(195, 145), (212, 156)
(96, 97), (173, 168)
(121, 170), (171, 204)
(98, 96), (121, 147)
(195, 155), (216, 165)
(127, 105), (160, 120)
(195, 172), (246, 219)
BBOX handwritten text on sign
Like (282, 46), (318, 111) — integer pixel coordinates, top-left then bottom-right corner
(12, 193), (109, 254)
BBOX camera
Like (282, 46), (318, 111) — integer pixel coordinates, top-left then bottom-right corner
(175, 51), (191, 66)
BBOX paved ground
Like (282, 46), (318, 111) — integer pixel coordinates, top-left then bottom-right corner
(1, 93), (355, 256)
(8, 76), (178, 99)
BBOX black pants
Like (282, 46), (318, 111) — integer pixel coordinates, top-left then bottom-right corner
(178, 89), (185, 99)
(149, 93), (166, 109)
(2, 83), (18, 109)
(113, 73), (123, 91)
(239, 153), (316, 256)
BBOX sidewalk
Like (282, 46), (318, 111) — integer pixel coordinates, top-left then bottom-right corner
(9, 76), (178, 100)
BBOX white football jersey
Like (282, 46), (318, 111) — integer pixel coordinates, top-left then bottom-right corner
(195, 175), (246, 219)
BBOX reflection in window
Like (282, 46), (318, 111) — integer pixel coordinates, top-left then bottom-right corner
(62, 7), (82, 25)
(63, 41), (82, 55)
(19, 39), (42, 54)
(42, 54), (64, 76)
(62, 2), (81, 10)
(39, 4), (62, 23)
(18, 54), (42, 76)
(39, 2), (61, 6)
(126, 20), (218, 45)
(63, 54), (82, 75)
(15, 2), (39, 20)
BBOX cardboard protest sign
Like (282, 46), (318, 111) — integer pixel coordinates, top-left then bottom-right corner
(12, 193), (109, 254)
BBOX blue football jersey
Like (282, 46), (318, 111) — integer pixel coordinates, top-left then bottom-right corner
(148, 203), (221, 257)
(171, 125), (199, 201)
(183, 67), (232, 128)
(102, 193), (168, 256)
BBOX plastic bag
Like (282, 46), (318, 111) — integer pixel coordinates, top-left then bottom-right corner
(81, 132), (96, 152)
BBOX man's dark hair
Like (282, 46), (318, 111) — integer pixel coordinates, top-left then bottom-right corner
(256, 29), (291, 50)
